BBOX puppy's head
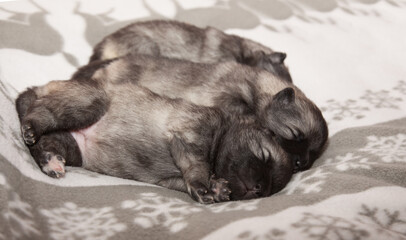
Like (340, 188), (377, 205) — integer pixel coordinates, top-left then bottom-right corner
(263, 87), (329, 172)
(213, 119), (292, 200)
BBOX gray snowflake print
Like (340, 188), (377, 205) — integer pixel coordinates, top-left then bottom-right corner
(360, 90), (402, 109)
(205, 199), (261, 213)
(280, 169), (330, 195)
(360, 134), (406, 163)
(393, 80), (406, 95)
(1, 173), (41, 239)
(356, 204), (406, 237)
(40, 202), (126, 240)
(292, 212), (369, 240)
(321, 99), (369, 121)
(236, 228), (286, 240)
(323, 152), (376, 171)
(0, 110), (28, 153)
(121, 192), (202, 233)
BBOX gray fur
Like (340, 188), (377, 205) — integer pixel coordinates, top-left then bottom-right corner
(16, 59), (292, 204)
(89, 20), (292, 83)
(87, 54), (328, 171)
(88, 20), (327, 170)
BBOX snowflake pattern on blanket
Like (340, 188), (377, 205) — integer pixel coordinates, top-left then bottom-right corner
(1, 0), (406, 239)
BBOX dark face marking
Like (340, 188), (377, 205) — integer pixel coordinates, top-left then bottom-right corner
(215, 147), (273, 200)
(265, 88), (329, 172)
(276, 137), (309, 172)
(211, 120), (290, 200)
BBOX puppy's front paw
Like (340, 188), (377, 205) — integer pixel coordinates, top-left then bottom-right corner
(210, 176), (231, 202)
(189, 182), (215, 204)
(21, 122), (38, 145)
(41, 152), (66, 178)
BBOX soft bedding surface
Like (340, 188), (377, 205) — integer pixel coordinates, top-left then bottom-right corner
(1, 1), (406, 239)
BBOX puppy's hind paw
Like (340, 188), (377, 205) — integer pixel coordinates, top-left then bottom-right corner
(41, 152), (66, 178)
(21, 123), (38, 145)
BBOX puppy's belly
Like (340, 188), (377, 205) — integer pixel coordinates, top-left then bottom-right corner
(70, 125), (96, 157)
(70, 122), (99, 167)
(69, 114), (108, 171)
(69, 115), (181, 183)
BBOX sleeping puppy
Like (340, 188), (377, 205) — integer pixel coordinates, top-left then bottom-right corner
(88, 20), (327, 171)
(90, 20), (292, 83)
(16, 59), (292, 204)
(78, 54), (328, 172)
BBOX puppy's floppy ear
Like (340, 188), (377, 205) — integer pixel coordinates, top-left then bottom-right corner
(268, 52), (287, 64)
(248, 136), (271, 163)
(248, 139), (263, 161)
(273, 87), (295, 106)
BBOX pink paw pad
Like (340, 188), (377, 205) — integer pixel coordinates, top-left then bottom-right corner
(41, 152), (66, 178)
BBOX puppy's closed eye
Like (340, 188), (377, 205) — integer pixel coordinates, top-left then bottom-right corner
(288, 128), (305, 142)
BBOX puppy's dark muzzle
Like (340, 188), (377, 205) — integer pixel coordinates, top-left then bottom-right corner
(243, 184), (264, 200)
(230, 177), (267, 200)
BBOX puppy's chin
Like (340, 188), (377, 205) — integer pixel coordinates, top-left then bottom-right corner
(231, 193), (258, 201)
(227, 180), (249, 200)
(230, 188), (265, 200)
(226, 174), (272, 201)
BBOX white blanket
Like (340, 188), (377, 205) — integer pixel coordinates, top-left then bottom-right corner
(1, 1), (406, 239)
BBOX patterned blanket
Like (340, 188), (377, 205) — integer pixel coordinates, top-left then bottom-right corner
(1, 1), (406, 239)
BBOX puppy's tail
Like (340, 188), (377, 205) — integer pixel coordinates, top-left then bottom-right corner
(15, 88), (37, 122)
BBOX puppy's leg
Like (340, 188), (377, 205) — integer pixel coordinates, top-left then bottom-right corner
(16, 83), (83, 177)
(15, 87), (37, 121)
(157, 177), (187, 192)
(19, 80), (109, 145)
(29, 131), (82, 178)
(157, 174), (231, 202)
(170, 135), (217, 204)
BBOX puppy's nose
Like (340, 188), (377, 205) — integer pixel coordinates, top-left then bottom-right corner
(253, 184), (262, 193)
(292, 153), (311, 172)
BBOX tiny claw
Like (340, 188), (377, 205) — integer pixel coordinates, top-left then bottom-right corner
(196, 188), (208, 196)
(202, 195), (215, 204)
